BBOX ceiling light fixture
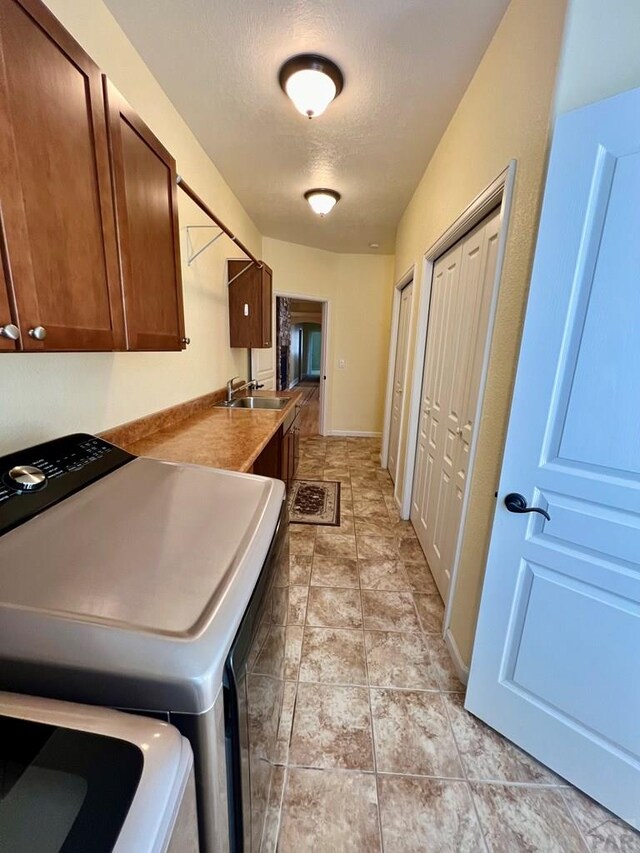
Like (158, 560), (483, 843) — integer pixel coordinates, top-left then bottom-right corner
(279, 54), (344, 119)
(304, 189), (341, 216)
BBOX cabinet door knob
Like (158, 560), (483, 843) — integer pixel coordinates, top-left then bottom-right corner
(181, 337), (191, 345)
(28, 326), (47, 341)
(0, 323), (20, 341)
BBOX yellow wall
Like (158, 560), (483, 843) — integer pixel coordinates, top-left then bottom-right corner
(0, 0), (260, 454)
(263, 239), (395, 434)
(556, 0), (640, 113)
(392, 0), (568, 667)
(0, 0), (395, 453)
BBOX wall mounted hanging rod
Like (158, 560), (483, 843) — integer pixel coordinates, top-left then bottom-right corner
(177, 175), (263, 269)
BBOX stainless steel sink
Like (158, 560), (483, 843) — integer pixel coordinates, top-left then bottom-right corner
(216, 396), (290, 410)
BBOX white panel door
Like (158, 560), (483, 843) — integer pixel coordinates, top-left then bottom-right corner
(388, 282), (413, 484)
(411, 245), (462, 592)
(467, 87), (640, 828)
(251, 295), (276, 389)
(411, 211), (500, 599)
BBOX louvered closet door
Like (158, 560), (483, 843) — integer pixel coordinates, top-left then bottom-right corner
(411, 209), (501, 599)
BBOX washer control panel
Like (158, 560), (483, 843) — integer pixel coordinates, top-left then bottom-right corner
(0, 434), (135, 536)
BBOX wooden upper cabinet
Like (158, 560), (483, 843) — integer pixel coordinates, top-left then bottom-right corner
(0, 0), (125, 351)
(228, 260), (272, 348)
(104, 79), (185, 351)
(0, 244), (18, 352)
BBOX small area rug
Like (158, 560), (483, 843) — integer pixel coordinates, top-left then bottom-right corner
(289, 479), (341, 527)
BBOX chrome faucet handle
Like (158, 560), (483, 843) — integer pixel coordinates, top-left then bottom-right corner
(226, 376), (240, 402)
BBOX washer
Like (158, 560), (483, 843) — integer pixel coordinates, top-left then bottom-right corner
(0, 433), (288, 852)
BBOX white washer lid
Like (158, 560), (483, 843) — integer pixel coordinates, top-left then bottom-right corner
(0, 456), (274, 635)
(0, 458), (285, 712)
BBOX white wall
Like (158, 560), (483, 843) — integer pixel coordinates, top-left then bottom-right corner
(264, 238), (395, 435)
(0, 0), (260, 454)
(392, 0), (568, 666)
(556, 0), (640, 113)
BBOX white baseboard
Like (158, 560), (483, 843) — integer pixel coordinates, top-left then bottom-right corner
(444, 627), (469, 685)
(327, 430), (383, 438)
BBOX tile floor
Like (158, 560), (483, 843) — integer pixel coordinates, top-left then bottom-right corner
(266, 436), (640, 852)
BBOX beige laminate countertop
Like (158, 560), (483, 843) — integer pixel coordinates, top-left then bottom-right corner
(120, 389), (303, 473)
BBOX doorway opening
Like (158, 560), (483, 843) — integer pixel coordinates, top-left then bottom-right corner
(275, 295), (328, 436)
(386, 277), (414, 485)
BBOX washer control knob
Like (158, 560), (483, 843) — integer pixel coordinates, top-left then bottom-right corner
(6, 465), (47, 492)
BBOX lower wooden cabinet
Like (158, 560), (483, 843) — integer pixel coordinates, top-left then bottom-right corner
(253, 406), (300, 491)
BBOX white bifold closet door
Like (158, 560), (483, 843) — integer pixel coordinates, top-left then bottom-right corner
(387, 282), (413, 484)
(411, 209), (501, 599)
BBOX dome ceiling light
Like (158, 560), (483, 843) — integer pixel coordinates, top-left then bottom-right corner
(279, 54), (344, 119)
(304, 189), (341, 217)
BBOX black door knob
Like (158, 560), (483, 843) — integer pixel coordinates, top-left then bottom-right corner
(504, 493), (551, 521)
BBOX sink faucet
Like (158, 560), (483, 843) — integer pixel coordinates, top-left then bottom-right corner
(226, 376), (260, 404)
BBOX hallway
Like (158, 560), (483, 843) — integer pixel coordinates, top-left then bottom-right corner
(295, 382), (320, 436)
(265, 437), (640, 852)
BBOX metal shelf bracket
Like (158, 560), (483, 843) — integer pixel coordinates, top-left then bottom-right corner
(227, 260), (255, 286)
(185, 225), (224, 266)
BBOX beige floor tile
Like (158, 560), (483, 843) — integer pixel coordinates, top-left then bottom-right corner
(399, 538), (428, 564)
(351, 485), (384, 501)
(299, 627), (367, 685)
(284, 626), (304, 680)
(470, 783), (587, 853)
(378, 775), (484, 853)
(357, 536), (400, 560)
(361, 590), (421, 632)
(296, 468), (324, 481)
(311, 554), (359, 588)
(306, 587), (363, 628)
(561, 788), (640, 852)
(384, 494), (402, 523)
(252, 626), (286, 679)
(404, 561), (438, 593)
(355, 518), (399, 538)
(289, 533), (315, 557)
(315, 533), (358, 561)
(288, 586), (309, 625)
(353, 498), (389, 519)
(427, 636), (467, 691)
(365, 631), (440, 689)
(318, 513), (356, 535)
(370, 689), (463, 777)
(414, 592), (445, 633)
(289, 554), (312, 585)
(259, 765), (285, 853)
(322, 467), (351, 482)
(350, 472), (380, 486)
(274, 681), (297, 764)
(278, 768), (381, 852)
(444, 693), (560, 784)
(289, 683), (374, 770)
(359, 559), (411, 591)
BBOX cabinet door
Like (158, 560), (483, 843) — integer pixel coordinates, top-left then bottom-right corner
(280, 427), (291, 489)
(228, 261), (272, 348)
(228, 260), (260, 348)
(292, 423), (300, 479)
(0, 235), (18, 351)
(260, 265), (273, 348)
(104, 79), (185, 351)
(0, 0), (124, 351)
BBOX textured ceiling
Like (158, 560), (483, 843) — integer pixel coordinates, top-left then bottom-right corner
(104, 0), (509, 254)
